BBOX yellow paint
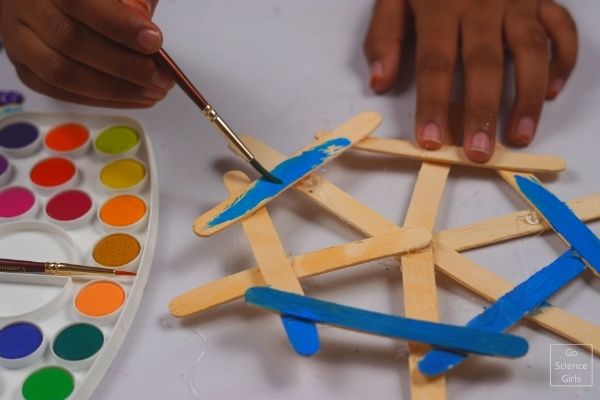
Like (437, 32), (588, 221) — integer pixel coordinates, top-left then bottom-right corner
(100, 159), (145, 189)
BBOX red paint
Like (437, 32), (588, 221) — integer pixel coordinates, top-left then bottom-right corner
(30, 158), (76, 188)
(45, 123), (89, 152)
(46, 190), (92, 221)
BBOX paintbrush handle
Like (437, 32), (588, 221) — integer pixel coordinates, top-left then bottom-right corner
(0, 258), (45, 273)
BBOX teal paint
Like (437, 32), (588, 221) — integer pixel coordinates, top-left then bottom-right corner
(207, 138), (351, 228)
(515, 175), (600, 274)
(418, 250), (585, 376)
(53, 323), (104, 361)
(245, 287), (529, 358)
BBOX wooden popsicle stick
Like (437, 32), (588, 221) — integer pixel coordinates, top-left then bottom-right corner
(434, 192), (600, 251)
(239, 137), (600, 355)
(223, 170), (320, 356)
(193, 112), (382, 237)
(245, 287), (529, 359)
(169, 228), (431, 317)
(401, 163), (449, 400)
(352, 137), (565, 173)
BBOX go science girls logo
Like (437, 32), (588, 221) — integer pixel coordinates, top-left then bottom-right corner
(550, 344), (593, 387)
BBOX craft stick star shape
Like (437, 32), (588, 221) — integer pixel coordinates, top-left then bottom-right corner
(174, 113), (600, 400)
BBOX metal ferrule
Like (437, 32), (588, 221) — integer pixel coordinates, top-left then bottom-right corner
(202, 105), (253, 161)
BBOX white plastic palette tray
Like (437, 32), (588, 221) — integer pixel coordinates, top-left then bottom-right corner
(0, 112), (158, 400)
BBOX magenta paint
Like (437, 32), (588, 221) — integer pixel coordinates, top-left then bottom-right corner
(46, 190), (93, 221)
(0, 186), (36, 218)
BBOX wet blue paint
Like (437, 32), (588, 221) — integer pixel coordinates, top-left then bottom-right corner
(282, 315), (320, 356)
(207, 138), (351, 228)
(0, 122), (39, 149)
(516, 175), (600, 274)
(245, 287), (529, 358)
(418, 250), (585, 376)
(0, 322), (44, 359)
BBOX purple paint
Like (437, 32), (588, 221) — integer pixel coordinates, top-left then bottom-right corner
(0, 122), (39, 149)
(0, 322), (44, 360)
(0, 91), (25, 106)
(0, 153), (8, 175)
(0, 186), (36, 218)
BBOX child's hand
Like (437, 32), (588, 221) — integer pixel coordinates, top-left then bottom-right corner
(364, 0), (577, 162)
(0, 0), (173, 108)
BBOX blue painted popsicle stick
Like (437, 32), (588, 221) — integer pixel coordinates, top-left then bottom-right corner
(245, 287), (529, 358)
(515, 175), (600, 274)
(418, 250), (586, 376)
(282, 315), (320, 356)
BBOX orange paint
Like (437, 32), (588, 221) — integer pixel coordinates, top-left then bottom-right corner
(99, 195), (146, 227)
(30, 157), (76, 188)
(75, 281), (126, 317)
(45, 123), (90, 152)
(93, 233), (140, 268)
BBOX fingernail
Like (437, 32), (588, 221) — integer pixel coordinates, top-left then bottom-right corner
(515, 117), (535, 142)
(143, 87), (166, 100)
(549, 78), (564, 98)
(420, 122), (442, 144)
(122, 0), (152, 16)
(152, 69), (173, 89)
(469, 131), (491, 154)
(137, 28), (161, 52)
(369, 61), (384, 88)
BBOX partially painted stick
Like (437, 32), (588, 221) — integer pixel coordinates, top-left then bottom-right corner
(223, 171), (320, 356)
(169, 228), (431, 317)
(352, 137), (565, 173)
(193, 112), (382, 236)
(419, 250), (586, 376)
(245, 287), (529, 359)
(511, 174), (600, 276)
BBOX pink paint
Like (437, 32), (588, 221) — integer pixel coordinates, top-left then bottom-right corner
(0, 186), (36, 218)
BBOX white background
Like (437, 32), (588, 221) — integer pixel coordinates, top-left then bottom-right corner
(1, 0), (599, 398)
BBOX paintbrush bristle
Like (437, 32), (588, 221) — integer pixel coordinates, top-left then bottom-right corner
(250, 159), (282, 184)
(115, 270), (137, 276)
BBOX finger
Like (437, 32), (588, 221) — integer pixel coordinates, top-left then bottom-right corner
(52, 0), (162, 53)
(461, 0), (504, 162)
(15, 64), (155, 108)
(10, 23), (167, 103)
(23, 2), (173, 90)
(539, 0), (578, 99)
(413, 8), (459, 149)
(505, 5), (550, 146)
(363, 0), (406, 93)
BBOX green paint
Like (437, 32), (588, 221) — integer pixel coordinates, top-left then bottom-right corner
(53, 323), (104, 361)
(95, 126), (139, 154)
(22, 366), (74, 400)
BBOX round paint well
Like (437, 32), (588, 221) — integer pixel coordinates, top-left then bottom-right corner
(0, 186), (38, 220)
(22, 366), (74, 400)
(44, 123), (90, 156)
(0, 122), (41, 157)
(99, 194), (147, 230)
(30, 157), (77, 193)
(74, 280), (126, 323)
(92, 233), (141, 270)
(52, 322), (104, 370)
(45, 189), (94, 229)
(0, 321), (47, 369)
(0, 153), (13, 186)
(99, 158), (146, 192)
(94, 125), (140, 157)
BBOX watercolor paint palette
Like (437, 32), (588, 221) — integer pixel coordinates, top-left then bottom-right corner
(0, 112), (158, 399)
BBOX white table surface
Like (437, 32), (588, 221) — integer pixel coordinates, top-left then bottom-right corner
(1, 0), (599, 398)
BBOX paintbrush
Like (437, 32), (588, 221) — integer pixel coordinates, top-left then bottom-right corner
(153, 48), (282, 184)
(0, 258), (137, 277)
